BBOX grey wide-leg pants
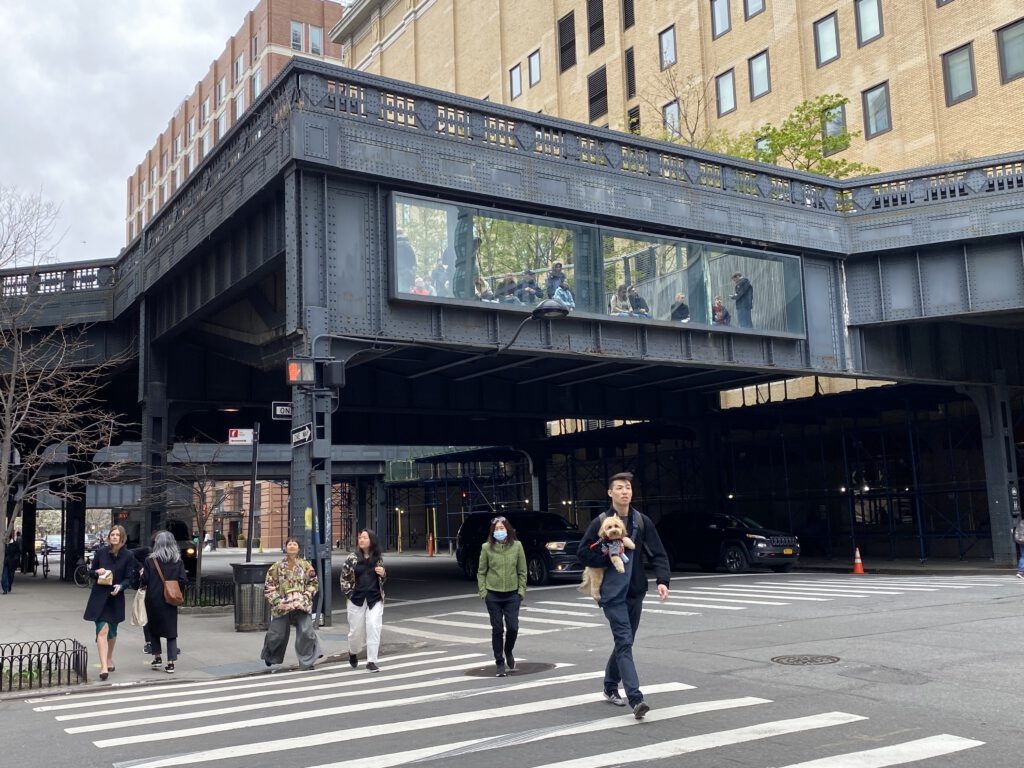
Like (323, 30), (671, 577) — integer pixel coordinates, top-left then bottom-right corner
(261, 610), (323, 669)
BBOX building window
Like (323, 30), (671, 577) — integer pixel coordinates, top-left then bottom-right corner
(822, 105), (848, 155)
(201, 132), (211, 158)
(587, 0), (605, 53)
(716, 68), (736, 116)
(175, 165), (183, 189)
(234, 91), (245, 121)
(663, 100), (680, 137)
(659, 26), (676, 69)
(252, 68), (263, 99)
(587, 66), (608, 121)
(748, 49), (770, 100)
(310, 26), (323, 55)
(862, 82), (891, 138)
(623, 0), (635, 29)
(173, 133), (182, 156)
(936, 0), (954, 5)
(161, 181), (168, 205)
(161, 150), (169, 173)
(942, 43), (976, 105)
(201, 98), (210, 123)
(628, 105), (641, 134)
(217, 76), (227, 106)
(814, 13), (840, 67)
(745, 0), (764, 19)
(528, 50), (541, 86)
(855, 0), (883, 47)
(711, 0), (731, 39)
(218, 111), (228, 140)
(997, 18), (1024, 84)
(509, 64), (522, 100)
(251, 34), (259, 61)
(754, 136), (770, 155)
(234, 54), (245, 85)
(187, 116), (195, 141)
(291, 21), (303, 51)
(558, 12), (576, 72)
(625, 47), (636, 98)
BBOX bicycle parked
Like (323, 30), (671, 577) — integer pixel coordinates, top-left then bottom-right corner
(73, 552), (94, 588)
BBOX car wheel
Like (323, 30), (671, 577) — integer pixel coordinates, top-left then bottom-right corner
(462, 555), (478, 580)
(723, 545), (748, 574)
(771, 563), (795, 573)
(526, 553), (550, 586)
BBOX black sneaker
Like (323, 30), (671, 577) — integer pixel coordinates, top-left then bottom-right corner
(603, 690), (626, 707)
(143, 643), (152, 654)
(366, 662), (380, 673)
(633, 700), (650, 720)
(150, 657), (163, 669)
(495, 661), (507, 677)
(164, 663), (175, 674)
(505, 653), (516, 672)
(349, 654), (358, 668)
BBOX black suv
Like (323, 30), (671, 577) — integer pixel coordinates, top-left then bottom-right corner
(455, 511), (583, 586)
(657, 513), (800, 574)
(164, 520), (198, 578)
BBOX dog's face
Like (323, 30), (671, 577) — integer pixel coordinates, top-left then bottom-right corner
(599, 515), (627, 540)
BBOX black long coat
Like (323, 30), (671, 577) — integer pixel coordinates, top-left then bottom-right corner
(83, 546), (138, 624)
(141, 556), (188, 638)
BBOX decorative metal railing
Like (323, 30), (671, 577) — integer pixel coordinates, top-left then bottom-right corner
(0, 638), (89, 691)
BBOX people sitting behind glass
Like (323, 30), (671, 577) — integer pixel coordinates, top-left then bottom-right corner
(546, 262), (567, 298)
(410, 276), (430, 295)
(712, 295), (731, 325)
(494, 272), (523, 304)
(670, 292), (690, 322)
(516, 270), (540, 304)
(627, 286), (651, 318)
(610, 284), (645, 317)
(553, 281), (576, 309)
(475, 275), (496, 301)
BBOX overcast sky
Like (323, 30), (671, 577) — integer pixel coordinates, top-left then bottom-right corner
(0, 0), (260, 263)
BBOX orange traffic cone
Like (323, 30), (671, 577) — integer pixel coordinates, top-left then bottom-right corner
(852, 547), (865, 575)
(427, 532), (434, 557)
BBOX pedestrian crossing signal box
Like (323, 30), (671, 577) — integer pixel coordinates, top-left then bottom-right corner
(286, 359), (315, 386)
(286, 359), (344, 389)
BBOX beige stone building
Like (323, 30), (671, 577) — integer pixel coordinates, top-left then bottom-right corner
(125, 0), (345, 246)
(330, 0), (1024, 172)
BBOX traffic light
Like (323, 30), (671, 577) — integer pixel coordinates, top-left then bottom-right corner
(286, 358), (316, 386)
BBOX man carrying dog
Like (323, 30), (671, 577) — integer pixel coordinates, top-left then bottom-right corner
(578, 471), (671, 719)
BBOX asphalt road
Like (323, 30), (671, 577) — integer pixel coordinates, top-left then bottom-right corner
(4, 565), (1023, 767)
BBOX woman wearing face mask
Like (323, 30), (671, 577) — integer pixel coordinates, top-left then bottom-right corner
(477, 516), (527, 677)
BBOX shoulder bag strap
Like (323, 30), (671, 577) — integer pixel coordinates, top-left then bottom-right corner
(153, 558), (167, 584)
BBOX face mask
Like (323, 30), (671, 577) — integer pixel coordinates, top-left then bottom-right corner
(493, 530), (508, 542)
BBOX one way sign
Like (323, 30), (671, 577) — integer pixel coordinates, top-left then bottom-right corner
(290, 422), (313, 448)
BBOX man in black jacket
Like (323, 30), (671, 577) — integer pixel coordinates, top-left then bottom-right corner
(578, 472), (671, 719)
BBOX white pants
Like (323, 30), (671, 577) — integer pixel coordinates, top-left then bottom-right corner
(347, 599), (383, 663)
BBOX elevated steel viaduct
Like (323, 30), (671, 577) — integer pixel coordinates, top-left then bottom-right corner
(7, 60), (1024, 589)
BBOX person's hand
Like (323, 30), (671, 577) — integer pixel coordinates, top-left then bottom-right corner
(111, 584), (122, 596)
(374, 565), (385, 577)
(97, 568), (109, 578)
(657, 583), (669, 602)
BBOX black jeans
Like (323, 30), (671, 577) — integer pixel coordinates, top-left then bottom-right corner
(484, 590), (521, 662)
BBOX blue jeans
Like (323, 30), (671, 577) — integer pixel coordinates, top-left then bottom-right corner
(1017, 549), (1024, 574)
(602, 596), (644, 707)
(485, 591), (521, 662)
(1, 563), (13, 593)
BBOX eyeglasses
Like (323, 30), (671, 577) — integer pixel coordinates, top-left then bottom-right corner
(491, 516), (507, 524)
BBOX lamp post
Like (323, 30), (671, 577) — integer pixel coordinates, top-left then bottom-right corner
(498, 299), (571, 353)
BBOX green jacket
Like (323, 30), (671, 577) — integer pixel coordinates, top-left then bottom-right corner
(477, 540), (527, 598)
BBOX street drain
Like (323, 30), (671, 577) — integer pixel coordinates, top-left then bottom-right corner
(771, 655), (840, 666)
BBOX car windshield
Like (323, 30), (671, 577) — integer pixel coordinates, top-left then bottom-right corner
(714, 515), (767, 530)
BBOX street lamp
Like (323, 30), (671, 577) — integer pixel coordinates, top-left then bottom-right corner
(498, 299), (571, 353)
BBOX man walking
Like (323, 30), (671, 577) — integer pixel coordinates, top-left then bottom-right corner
(578, 472), (671, 719)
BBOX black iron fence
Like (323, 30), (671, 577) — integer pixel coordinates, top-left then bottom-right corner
(0, 639), (89, 692)
(183, 579), (235, 607)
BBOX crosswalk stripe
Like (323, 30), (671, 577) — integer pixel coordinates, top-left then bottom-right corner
(104, 681), (693, 764)
(528, 711), (868, 768)
(447, 610), (603, 628)
(308, 696), (773, 768)
(774, 733), (984, 767)
(527, 605), (599, 617)
(383, 624), (490, 643)
(643, 598), (746, 611)
(685, 588), (831, 601)
(772, 581), (925, 593)
(67, 667), (595, 734)
(54, 654), (488, 721)
(794, 579), (974, 589)
(31, 651), (448, 711)
(658, 591), (790, 605)
(750, 583), (914, 594)
(404, 617), (552, 634)
(642, 607), (702, 616)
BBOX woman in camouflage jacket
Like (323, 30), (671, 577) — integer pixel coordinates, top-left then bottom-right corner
(260, 537), (323, 670)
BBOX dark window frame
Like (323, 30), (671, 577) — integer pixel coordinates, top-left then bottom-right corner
(509, 64), (523, 101)
(996, 17), (1024, 84)
(558, 12), (577, 73)
(854, 0), (884, 47)
(942, 42), (977, 106)
(623, 0), (635, 29)
(821, 104), (849, 156)
(814, 13), (841, 68)
(627, 105), (641, 134)
(659, 25), (677, 69)
(716, 68), (737, 116)
(936, 0), (954, 6)
(711, 0), (732, 40)
(663, 100), (680, 138)
(744, 0), (765, 20)
(588, 66), (609, 122)
(748, 49), (771, 100)
(528, 50), (541, 87)
(625, 47), (637, 98)
(861, 81), (892, 139)
(587, 0), (606, 53)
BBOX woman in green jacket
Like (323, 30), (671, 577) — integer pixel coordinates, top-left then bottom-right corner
(477, 516), (527, 677)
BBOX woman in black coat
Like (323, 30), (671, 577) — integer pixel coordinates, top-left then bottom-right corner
(83, 524), (137, 680)
(141, 530), (189, 673)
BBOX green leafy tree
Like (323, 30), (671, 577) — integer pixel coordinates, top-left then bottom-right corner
(715, 94), (878, 179)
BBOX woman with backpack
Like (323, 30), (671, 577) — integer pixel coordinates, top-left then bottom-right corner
(141, 530), (189, 673)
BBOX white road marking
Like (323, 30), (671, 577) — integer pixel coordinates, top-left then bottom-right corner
(774, 733), (984, 767)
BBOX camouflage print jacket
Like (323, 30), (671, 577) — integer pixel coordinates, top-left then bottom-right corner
(339, 552), (387, 603)
(264, 557), (319, 618)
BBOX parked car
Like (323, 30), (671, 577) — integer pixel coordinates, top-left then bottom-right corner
(656, 513), (800, 574)
(164, 520), (198, 578)
(455, 511), (583, 586)
(43, 534), (63, 555)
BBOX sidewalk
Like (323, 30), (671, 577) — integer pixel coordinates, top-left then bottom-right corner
(0, 551), (1011, 700)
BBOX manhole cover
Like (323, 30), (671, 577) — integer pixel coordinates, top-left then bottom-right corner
(464, 661), (556, 677)
(771, 655), (840, 666)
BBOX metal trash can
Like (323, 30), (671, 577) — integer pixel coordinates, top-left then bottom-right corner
(231, 562), (272, 632)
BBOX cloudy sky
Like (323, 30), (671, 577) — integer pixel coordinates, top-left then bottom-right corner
(0, 0), (260, 263)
